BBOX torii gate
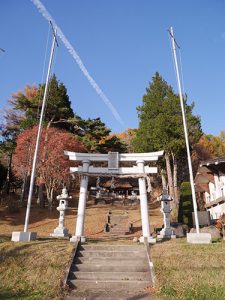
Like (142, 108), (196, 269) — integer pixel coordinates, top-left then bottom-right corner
(65, 151), (164, 243)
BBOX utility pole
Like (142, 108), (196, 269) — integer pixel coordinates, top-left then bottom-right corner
(169, 27), (200, 234)
(12, 23), (58, 241)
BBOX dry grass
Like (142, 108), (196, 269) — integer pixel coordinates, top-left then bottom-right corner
(0, 202), (162, 299)
(2, 202), (224, 299)
(0, 236), (73, 300)
(0, 202), (163, 238)
(152, 238), (225, 300)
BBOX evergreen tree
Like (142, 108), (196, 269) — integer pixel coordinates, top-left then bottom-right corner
(8, 75), (74, 130)
(76, 117), (127, 153)
(133, 72), (202, 209)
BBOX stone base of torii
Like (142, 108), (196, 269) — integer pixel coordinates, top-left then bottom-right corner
(65, 151), (164, 244)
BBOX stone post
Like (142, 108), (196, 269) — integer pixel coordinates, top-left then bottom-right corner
(158, 190), (174, 239)
(70, 160), (90, 243)
(137, 160), (155, 244)
(50, 187), (72, 237)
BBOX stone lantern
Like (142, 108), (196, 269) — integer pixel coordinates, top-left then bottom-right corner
(158, 189), (174, 239)
(50, 187), (72, 237)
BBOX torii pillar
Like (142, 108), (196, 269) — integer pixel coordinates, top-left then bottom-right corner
(70, 160), (90, 243)
(137, 160), (155, 243)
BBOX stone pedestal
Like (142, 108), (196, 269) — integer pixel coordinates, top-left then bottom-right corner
(51, 227), (69, 238)
(11, 231), (37, 242)
(187, 233), (212, 244)
(50, 187), (71, 238)
(70, 235), (86, 243)
(139, 236), (156, 244)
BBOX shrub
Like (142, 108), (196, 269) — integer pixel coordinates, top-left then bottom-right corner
(178, 181), (194, 228)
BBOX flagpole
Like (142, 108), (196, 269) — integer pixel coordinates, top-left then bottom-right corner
(169, 26), (200, 234)
(24, 26), (57, 232)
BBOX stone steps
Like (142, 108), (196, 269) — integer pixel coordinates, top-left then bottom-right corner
(77, 250), (146, 258)
(66, 243), (152, 298)
(80, 244), (144, 251)
(70, 271), (150, 281)
(74, 256), (147, 264)
(69, 279), (150, 291)
(71, 262), (149, 272)
(66, 291), (152, 300)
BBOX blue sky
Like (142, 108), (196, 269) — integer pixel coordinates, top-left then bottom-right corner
(1, 0), (225, 135)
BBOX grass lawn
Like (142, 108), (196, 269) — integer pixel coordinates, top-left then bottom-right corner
(152, 238), (225, 300)
(0, 236), (73, 300)
(1, 204), (225, 300)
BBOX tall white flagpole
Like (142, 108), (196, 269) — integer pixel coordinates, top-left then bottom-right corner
(169, 26), (200, 234)
(24, 26), (57, 232)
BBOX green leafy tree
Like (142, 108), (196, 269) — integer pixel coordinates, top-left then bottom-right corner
(9, 75), (74, 130)
(99, 135), (127, 153)
(78, 117), (110, 152)
(76, 117), (127, 153)
(133, 72), (202, 209)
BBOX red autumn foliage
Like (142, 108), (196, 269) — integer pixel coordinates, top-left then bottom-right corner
(13, 126), (86, 202)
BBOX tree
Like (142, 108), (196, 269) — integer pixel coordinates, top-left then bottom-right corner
(133, 72), (202, 209)
(192, 133), (225, 176)
(0, 140), (15, 194)
(1, 76), (76, 198)
(0, 100), (26, 194)
(116, 128), (137, 153)
(99, 134), (127, 153)
(199, 134), (225, 158)
(12, 126), (86, 209)
(0, 146), (8, 194)
(75, 117), (127, 153)
(7, 75), (74, 130)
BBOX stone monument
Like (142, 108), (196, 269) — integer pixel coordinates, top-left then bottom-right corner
(50, 187), (71, 238)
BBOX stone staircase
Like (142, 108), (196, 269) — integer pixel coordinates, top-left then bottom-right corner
(107, 212), (131, 235)
(66, 243), (152, 299)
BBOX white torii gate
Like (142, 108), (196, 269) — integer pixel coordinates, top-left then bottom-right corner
(65, 151), (164, 243)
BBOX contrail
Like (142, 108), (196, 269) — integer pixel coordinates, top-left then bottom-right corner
(31, 0), (123, 125)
